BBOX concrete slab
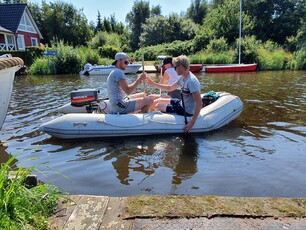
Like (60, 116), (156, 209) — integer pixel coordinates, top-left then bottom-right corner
(49, 195), (306, 230)
(99, 197), (133, 230)
(134, 217), (306, 230)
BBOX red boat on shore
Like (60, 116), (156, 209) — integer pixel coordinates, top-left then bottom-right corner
(204, 63), (257, 73)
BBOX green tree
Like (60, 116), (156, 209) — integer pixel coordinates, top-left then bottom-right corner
(95, 11), (103, 33)
(151, 5), (162, 17)
(28, 1), (93, 46)
(201, 0), (253, 43)
(245, 0), (306, 45)
(140, 14), (199, 47)
(211, 0), (225, 8)
(126, 0), (151, 50)
(186, 0), (209, 24)
(88, 31), (122, 50)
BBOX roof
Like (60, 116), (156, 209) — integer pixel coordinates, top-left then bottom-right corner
(0, 4), (27, 33)
(0, 25), (13, 34)
(0, 3), (42, 38)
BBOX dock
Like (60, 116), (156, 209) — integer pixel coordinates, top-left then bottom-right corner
(137, 65), (157, 73)
(49, 195), (306, 229)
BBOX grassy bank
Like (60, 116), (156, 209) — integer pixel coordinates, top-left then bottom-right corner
(0, 156), (61, 229)
(125, 195), (306, 218)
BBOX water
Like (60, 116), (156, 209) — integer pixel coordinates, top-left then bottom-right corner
(0, 71), (305, 197)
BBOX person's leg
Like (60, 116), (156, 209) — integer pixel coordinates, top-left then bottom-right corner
(134, 97), (154, 113)
(155, 98), (172, 112)
(129, 92), (146, 99)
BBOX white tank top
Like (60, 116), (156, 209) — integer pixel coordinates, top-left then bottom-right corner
(165, 67), (180, 87)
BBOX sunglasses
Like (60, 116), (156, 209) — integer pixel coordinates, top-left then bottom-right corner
(120, 59), (129, 65)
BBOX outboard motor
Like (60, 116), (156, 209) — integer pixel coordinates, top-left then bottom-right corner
(70, 89), (100, 113)
(83, 63), (92, 71)
(80, 63), (92, 75)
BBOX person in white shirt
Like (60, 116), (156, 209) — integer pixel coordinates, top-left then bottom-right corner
(159, 57), (181, 99)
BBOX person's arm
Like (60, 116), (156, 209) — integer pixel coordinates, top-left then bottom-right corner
(159, 72), (169, 84)
(119, 73), (146, 95)
(146, 76), (179, 92)
(184, 91), (202, 132)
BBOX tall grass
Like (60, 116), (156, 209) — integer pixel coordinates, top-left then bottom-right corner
(190, 51), (234, 64)
(0, 156), (60, 229)
(257, 48), (293, 70)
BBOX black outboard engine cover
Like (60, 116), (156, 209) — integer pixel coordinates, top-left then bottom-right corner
(71, 89), (99, 107)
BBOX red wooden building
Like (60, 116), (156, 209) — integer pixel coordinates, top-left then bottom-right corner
(0, 3), (43, 51)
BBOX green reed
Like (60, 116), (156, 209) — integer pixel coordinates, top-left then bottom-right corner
(0, 156), (60, 230)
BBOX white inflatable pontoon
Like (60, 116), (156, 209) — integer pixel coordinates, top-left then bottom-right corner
(39, 92), (243, 139)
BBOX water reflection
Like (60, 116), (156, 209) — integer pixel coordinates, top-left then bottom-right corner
(171, 135), (198, 185)
(39, 135), (200, 187)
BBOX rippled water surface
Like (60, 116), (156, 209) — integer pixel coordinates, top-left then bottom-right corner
(1, 71), (305, 197)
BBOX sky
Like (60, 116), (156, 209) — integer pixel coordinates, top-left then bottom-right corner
(29, 0), (192, 24)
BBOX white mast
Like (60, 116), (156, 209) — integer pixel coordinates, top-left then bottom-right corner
(239, 0), (242, 64)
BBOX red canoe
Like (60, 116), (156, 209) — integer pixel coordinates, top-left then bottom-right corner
(204, 63), (257, 73)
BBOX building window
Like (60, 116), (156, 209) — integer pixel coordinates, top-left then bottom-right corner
(31, 37), (38, 47)
(18, 13), (35, 33)
(7, 35), (15, 45)
(17, 34), (25, 50)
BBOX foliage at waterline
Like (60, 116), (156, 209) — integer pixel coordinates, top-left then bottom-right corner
(29, 37), (305, 75)
(0, 156), (61, 229)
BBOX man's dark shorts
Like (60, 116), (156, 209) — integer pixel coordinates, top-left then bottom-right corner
(166, 99), (193, 116)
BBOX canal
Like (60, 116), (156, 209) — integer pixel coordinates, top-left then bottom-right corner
(0, 70), (305, 197)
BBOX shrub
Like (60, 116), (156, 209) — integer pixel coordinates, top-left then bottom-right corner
(294, 49), (306, 69)
(206, 37), (229, 53)
(190, 50), (234, 64)
(54, 41), (81, 74)
(25, 46), (45, 66)
(134, 40), (194, 61)
(257, 48), (293, 70)
(98, 46), (120, 59)
(234, 35), (260, 64)
(88, 31), (122, 50)
(29, 57), (56, 75)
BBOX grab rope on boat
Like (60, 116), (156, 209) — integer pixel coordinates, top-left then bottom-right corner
(96, 111), (181, 127)
(0, 55), (24, 70)
(97, 116), (150, 127)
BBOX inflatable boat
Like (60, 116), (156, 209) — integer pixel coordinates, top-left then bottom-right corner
(39, 90), (243, 139)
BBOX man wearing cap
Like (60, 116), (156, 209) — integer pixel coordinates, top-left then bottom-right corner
(159, 57), (181, 99)
(107, 52), (154, 114)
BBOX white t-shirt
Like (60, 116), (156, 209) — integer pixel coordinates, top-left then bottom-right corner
(165, 67), (180, 87)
